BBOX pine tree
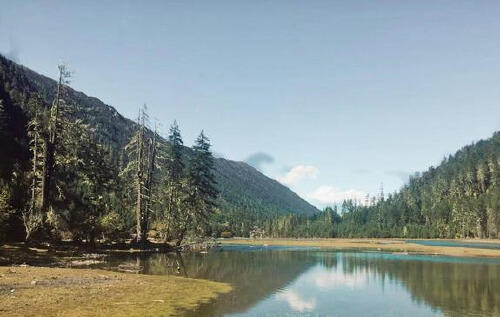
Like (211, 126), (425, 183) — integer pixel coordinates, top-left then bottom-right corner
(67, 122), (115, 245)
(177, 131), (218, 246)
(0, 99), (6, 138)
(23, 96), (46, 240)
(159, 121), (185, 240)
(0, 100), (9, 236)
(0, 97), (13, 180)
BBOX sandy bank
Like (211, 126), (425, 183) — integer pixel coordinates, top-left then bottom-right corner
(221, 238), (500, 258)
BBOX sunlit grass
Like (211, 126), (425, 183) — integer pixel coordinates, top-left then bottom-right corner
(0, 266), (231, 317)
(221, 238), (500, 258)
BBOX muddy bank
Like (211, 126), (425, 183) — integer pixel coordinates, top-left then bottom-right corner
(0, 240), (218, 268)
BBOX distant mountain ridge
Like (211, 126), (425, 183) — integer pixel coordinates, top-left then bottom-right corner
(0, 55), (319, 220)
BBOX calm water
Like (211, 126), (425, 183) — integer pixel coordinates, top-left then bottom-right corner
(406, 239), (500, 250)
(100, 245), (500, 317)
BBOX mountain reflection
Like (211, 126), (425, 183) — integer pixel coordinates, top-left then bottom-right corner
(102, 248), (500, 317)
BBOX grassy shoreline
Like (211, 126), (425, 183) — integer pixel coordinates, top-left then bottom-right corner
(2, 237), (499, 316)
(220, 238), (500, 258)
(0, 243), (231, 316)
(0, 266), (231, 317)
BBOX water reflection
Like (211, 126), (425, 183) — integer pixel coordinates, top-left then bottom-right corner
(276, 290), (317, 312)
(102, 247), (500, 317)
(406, 239), (500, 250)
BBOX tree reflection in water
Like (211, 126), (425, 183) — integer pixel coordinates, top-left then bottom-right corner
(101, 247), (500, 317)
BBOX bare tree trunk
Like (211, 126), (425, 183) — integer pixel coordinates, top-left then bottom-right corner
(165, 186), (175, 240)
(176, 213), (190, 247)
(132, 108), (157, 248)
(25, 128), (39, 241)
(176, 226), (188, 247)
(40, 136), (50, 213)
(30, 130), (38, 212)
(136, 154), (144, 243)
(136, 178), (145, 244)
(135, 110), (146, 245)
(143, 129), (157, 242)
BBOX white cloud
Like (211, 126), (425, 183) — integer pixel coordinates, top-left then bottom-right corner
(276, 165), (318, 186)
(306, 186), (366, 205)
(276, 290), (316, 312)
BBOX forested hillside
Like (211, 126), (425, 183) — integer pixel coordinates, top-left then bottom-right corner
(2, 55), (497, 241)
(340, 132), (500, 238)
(267, 132), (500, 239)
(0, 55), (317, 242)
(214, 159), (319, 235)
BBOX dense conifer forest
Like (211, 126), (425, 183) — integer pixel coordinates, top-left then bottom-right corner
(0, 55), (318, 244)
(263, 132), (500, 239)
(0, 55), (499, 243)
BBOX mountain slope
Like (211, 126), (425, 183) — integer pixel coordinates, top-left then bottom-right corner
(0, 55), (319, 221)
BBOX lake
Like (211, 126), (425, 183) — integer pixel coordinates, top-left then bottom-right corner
(405, 239), (500, 250)
(100, 245), (500, 316)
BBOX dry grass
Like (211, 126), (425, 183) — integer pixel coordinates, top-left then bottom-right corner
(0, 266), (231, 317)
(221, 238), (500, 258)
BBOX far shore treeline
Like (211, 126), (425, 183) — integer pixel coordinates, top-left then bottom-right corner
(0, 57), (499, 246)
(266, 130), (499, 239)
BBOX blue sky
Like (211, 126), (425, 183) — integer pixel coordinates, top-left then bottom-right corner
(1, 0), (499, 208)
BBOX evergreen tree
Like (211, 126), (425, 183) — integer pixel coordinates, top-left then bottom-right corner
(158, 121), (185, 240)
(67, 123), (115, 245)
(0, 99), (12, 238)
(23, 96), (46, 240)
(0, 99), (10, 180)
(176, 131), (218, 245)
(0, 99), (6, 138)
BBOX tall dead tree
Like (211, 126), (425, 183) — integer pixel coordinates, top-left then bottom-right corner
(142, 124), (157, 241)
(125, 105), (157, 246)
(135, 108), (147, 243)
(40, 64), (71, 214)
(29, 111), (40, 212)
